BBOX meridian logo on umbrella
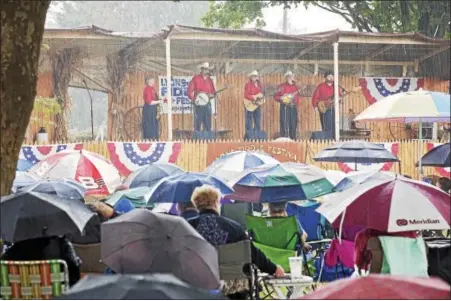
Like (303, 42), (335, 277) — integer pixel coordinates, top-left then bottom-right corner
(396, 218), (440, 226)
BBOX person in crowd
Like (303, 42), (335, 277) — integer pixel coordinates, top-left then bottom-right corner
(437, 177), (451, 192)
(267, 201), (311, 251)
(188, 185), (285, 299)
(1, 236), (81, 286)
(177, 201), (199, 221)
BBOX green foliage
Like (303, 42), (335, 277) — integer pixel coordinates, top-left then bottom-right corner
(33, 96), (61, 115)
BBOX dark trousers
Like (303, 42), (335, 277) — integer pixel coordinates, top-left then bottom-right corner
(280, 104), (297, 140)
(245, 107), (261, 133)
(194, 104), (211, 131)
(319, 107), (335, 137)
(142, 103), (159, 140)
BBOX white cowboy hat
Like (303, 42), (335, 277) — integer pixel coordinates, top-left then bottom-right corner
(284, 70), (294, 77)
(198, 62), (214, 70)
(248, 70), (259, 77)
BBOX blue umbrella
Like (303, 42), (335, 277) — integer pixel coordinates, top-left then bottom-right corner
(416, 143), (450, 167)
(18, 178), (86, 202)
(12, 171), (41, 193)
(123, 163), (184, 188)
(145, 172), (233, 204)
(17, 159), (34, 171)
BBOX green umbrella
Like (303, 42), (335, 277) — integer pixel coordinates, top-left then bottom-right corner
(106, 187), (151, 208)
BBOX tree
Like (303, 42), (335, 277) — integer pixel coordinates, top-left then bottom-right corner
(1, 0), (51, 196)
(201, 0), (450, 38)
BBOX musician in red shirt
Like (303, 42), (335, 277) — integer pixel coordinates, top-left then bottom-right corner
(142, 76), (162, 140)
(311, 71), (342, 135)
(244, 70), (263, 137)
(274, 71), (302, 140)
(187, 62), (216, 132)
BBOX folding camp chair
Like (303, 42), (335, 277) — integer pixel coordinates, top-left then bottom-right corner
(72, 243), (105, 274)
(221, 202), (253, 229)
(215, 240), (259, 299)
(0, 259), (69, 299)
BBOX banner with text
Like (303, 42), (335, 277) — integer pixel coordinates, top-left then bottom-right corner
(158, 76), (217, 114)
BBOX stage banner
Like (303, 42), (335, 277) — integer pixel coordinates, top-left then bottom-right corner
(426, 142), (450, 177)
(107, 142), (182, 176)
(359, 77), (424, 104)
(206, 141), (305, 166)
(337, 142), (399, 173)
(20, 143), (83, 165)
(158, 76), (217, 114)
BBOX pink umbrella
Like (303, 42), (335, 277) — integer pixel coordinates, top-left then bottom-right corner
(300, 274), (450, 299)
(29, 150), (121, 195)
(317, 172), (450, 232)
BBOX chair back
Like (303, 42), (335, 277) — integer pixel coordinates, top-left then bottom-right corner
(215, 240), (252, 281)
(72, 243), (105, 274)
(0, 259), (69, 299)
(221, 202), (252, 228)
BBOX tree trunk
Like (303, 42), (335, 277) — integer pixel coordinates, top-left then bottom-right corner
(0, 0), (50, 196)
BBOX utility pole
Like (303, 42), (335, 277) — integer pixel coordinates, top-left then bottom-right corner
(282, 5), (288, 34)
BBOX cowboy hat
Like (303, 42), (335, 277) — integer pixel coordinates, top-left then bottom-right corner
(284, 70), (294, 77)
(248, 70), (259, 77)
(198, 62), (214, 70)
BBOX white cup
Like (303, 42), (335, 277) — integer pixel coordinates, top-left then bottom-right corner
(289, 256), (303, 280)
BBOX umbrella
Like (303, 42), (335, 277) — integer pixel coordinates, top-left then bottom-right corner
(333, 169), (391, 192)
(105, 187), (151, 208)
(1, 192), (95, 243)
(123, 163), (184, 188)
(323, 170), (346, 186)
(300, 274), (450, 299)
(145, 172), (233, 204)
(59, 274), (224, 300)
(29, 150), (121, 195)
(416, 142), (450, 167)
(317, 172), (450, 233)
(205, 151), (279, 183)
(11, 171), (41, 193)
(313, 140), (399, 171)
(354, 90), (450, 177)
(101, 209), (220, 290)
(17, 159), (34, 171)
(17, 178), (86, 201)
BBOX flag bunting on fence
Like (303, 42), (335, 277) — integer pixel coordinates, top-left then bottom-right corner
(359, 77), (424, 104)
(107, 142), (182, 176)
(426, 142), (450, 177)
(19, 143), (83, 165)
(337, 142), (399, 173)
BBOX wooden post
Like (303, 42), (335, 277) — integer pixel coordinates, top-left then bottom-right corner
(165, 38), (173, 141)
(333, 42), (340, 141)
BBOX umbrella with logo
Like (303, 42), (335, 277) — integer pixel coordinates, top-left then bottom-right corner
(123, 163), (184, 189)
(316, 172), (450, 233)
(101, 209), (220, 290)
(416, 142), (450, 167)
(18, 178), (86, 202)
(205, 151), (280, 183)
(11, 171), (42, 193)
(29, 150), (121, 195)
(17, 159), (34, 172)
(59, 274), (224, 300)
(1, 192), (95, 243)
(333, 170), (392, 192)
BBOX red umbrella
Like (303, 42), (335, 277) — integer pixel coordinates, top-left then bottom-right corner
(300, 275), (450, 300)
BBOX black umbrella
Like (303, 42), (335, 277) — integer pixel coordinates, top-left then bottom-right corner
(58, 274), (225, 300)
(416, 143), (450, 167)
(101, 209), (220, 290)
(17, 178), (86, 202)
(313, 140), (399, 170)
(0, 192), (95, 243)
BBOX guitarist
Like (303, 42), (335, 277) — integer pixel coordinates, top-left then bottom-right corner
(312, 71), (342, 135)
(274, 71), (302, 140)
(187, 62), (216, 132)
(244, 70), (263, 136)
(142, 76), (163, 140)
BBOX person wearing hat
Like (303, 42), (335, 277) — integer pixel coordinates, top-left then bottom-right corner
(187, 62), (216, 132)
(311, 71), (342, 135)
(274, 71), (302, 140)
(244, 70), (263, 136)
(142, 76), (162, 140)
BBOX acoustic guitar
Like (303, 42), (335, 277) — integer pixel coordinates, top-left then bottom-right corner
(243, 93), (266, 112)
(317, 86), (361, 114)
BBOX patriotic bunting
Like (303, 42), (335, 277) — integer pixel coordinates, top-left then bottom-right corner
(359, 77), (424, 104)
(19, 143), (83, 165)
(426, 142), (450, 177)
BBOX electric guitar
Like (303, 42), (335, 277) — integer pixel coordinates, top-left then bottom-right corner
(317, 86), (361, 114)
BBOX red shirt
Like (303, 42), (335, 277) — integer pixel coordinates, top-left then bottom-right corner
(311, 82), (342, 108)
(244, 80), (263, 101)
(187, 74), (216, 101)
(274, 82), (302, 105)
(143, 85), (158, 104)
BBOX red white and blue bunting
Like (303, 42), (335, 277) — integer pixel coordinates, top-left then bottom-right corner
(337, 142), (399, 173)
(359, 77), (424, 104)
(426, 142), (450, 177)
(19, 143), (83, 165)
(107, 142), (182, 176)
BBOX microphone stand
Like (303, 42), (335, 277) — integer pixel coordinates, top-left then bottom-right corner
(339, 85), (347, 133)
(213, 93), (218, 140)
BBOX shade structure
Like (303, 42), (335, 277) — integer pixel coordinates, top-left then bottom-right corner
(101, 209), (220, 290)
(145, 172), (233, 203)
(122, 163), (184, 188)
(354, 90), (450, 123)
(29, 150), (121, 195)
(204, 151), (279, 183)
(18, 179), (86, 202)
(300, 274), (450, 299)
(313, 140), (399, 164)
(416, 142), (450, 167)
(17, 159), (33, 172)
(317, 172), (450, 232)
(60, 274), (224, 300)
(1, 192), (95, 243)
(11, 171), (41, 193)
(106, 187), (151, 208)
